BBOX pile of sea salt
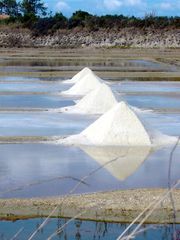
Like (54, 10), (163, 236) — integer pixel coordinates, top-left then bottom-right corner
(62, 67), (92, 84)
(59, 101), (152, 146)
(61, 69), (102, 96)
(58, 68), (178, 147)
(60, 83), (118, 114)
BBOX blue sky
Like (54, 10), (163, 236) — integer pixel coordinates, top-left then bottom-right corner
(45, 0), (180, 17)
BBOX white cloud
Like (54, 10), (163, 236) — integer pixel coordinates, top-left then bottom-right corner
(126, 0), (142, 6)
(103, 0), (123, 10)
(154, 0), (180, 12)
(159, 2), (173, 10)
(56, 1), (71, 11)
(103, 0), (144, 11)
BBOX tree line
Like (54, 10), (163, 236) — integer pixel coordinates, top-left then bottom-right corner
(0, 0), (179, 35)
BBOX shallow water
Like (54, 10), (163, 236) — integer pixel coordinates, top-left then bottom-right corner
(0, 218), (179, 240)
(0, 76), (64, 82)
(0, 82), (68, 92)
(125, 95), (180, 112)
(0, 94), (75, 108)
(0, 112), (95, 136)
(113, 81), (180, 93)
(111, 81), (180, 112)
(0, 58), (172, 69)
(0, 144), (179, 198)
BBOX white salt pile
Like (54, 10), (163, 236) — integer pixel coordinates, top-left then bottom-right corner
(60, 101), (151, 146)
(79, 145), (150, 180)
(61, 70), (102, 96)
(62, 67), (92, 84)
(60, 83), (118, 114)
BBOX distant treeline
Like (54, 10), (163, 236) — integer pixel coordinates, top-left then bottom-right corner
(0, 0), (180, 36)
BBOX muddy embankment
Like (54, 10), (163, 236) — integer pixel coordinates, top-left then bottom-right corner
(0, 189), (180, 223)
(0, 27), (179, 48)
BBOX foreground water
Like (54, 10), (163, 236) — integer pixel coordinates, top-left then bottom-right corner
(0, 218), (179, 240)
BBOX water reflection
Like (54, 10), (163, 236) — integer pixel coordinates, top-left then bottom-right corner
(0, 58), (174, 74)
(0, 59), (165, 68)
(0, 218), (178, 240)
(79, 146), (151, 180)
(0, 144), (179, 198)
(0, 76), (64, 82)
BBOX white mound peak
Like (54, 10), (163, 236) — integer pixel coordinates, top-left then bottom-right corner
(61, 70), (102, 96)
(60, 83), (118, 114)
(61, 101), (151, 146)
(79, 145), (151, 180)
(62, 67), (92, 84)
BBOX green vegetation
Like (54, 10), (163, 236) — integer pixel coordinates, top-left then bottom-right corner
(0, 0), (179, 35)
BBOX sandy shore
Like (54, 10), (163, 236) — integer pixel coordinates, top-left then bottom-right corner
(0, 189), (180, 223)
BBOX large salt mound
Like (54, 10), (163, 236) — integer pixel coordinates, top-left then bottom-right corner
(61, 71), (102, 96)
(60, 83), (118, 114)
(79, 145), (150, 180)
(62, 67), (92, 84)
(61, 101), (151, 146)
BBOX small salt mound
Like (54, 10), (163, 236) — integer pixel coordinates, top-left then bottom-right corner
(79, 145), (151, 180)
(146, 127), (178, 147)
(131, 106), (153, 114)
(60, 83), (118, 114)
(62, 67), (92, 84)
(61, 101), (151, 146)
(133, 112), (179, 147)
(61, 71), (102, 96)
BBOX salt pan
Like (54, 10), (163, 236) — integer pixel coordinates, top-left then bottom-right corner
(60, 83), (118, 114)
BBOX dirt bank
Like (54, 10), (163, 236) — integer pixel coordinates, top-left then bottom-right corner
(0, 189), (180, 223)
(0, 27), (179, 48)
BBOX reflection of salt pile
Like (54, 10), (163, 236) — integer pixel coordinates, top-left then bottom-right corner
(61, 101), (151, 146)
(79, 145), (151, 180)
(61, 70), (102, 96)
(60, 83), (118, 114)
(62, 67), (92, 84)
